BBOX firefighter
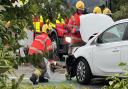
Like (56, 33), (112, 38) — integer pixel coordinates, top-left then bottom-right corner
(103, 7), (112, 16)
(65, 0), (85, 80)
(42, 19), (52, 34)
(93, 6), (102, 14)
(28, 28), (54, 84)
(68, 0), (85, 47)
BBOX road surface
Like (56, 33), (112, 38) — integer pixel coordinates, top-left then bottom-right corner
(9, 66), (107, 89)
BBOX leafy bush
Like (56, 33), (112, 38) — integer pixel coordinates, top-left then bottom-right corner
(112, 3), (128, 21)
(111, 0), (128, 21)
(7, 83), (88, 89)
(102, 62), (128, 89)
(0, 48), (19, 89)
(0, 0), (28, 89)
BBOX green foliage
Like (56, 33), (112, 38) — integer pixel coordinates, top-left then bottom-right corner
(0, 20), (26, 50)
(27, 53), (44, 67)
(112, 3), (128, 20)
(26, 0), (74, 23)
(11, 74), (25, 89)
(0, 74), (25, 89)
(3, 83), (89, 89)
(0, 48), (20, 89)
(1, 0), (74, 27)
(0, 74), (8, 88)
(35, 84), (75, 89)
(0, 0), (28, 89)
(0, 49), (18, 74)
(102, 76), (128, 89)
(102, 62), (128, 89)
(111, 0), (126, 12)
(111, 0), (128, 20)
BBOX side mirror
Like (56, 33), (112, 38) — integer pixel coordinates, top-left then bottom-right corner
(94, 38), (99, 46)
(94, 37), (102, 46)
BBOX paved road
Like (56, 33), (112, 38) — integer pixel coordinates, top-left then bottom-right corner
(9, 66), (107, 89)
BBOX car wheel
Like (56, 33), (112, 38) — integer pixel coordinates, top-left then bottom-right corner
(76, 58), (92, 84)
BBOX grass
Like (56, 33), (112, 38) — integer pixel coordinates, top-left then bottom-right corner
(16, 82), (89, 89)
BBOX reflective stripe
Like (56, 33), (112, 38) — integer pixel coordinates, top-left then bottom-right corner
(29, 47), (43, 54)
(35, 22), (40, 32)
(44, 37), (49, 42)
(38, 35), (50, 41)
(47, 45), (53, 50)
(37, 35), (45, 39)
(43, 37), (51, 51)
(35, 38), (49, 47)
(35, 39), (45, 46)
(71, 36), (82, 41)
(35, 37), (51, 51)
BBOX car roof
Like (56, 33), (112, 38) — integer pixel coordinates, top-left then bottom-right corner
(114, 19), (128, 24)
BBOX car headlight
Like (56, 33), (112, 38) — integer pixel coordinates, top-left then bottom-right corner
(65, 37), (71, 43)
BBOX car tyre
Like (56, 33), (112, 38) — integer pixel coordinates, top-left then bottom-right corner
(76, 58), (92, 84)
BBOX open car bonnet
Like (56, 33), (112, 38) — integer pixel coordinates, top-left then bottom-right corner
(80, 13), (114, 42)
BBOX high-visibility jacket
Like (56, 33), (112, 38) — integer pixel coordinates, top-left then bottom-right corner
(42, 24), (52, 34)
(33, 16), (44, 33)
(42, 22), (56, 34)
(49, 22), (56, 28)
(55, 17), (66, 37)
(68, 13), (83, 45)
(28, 33), (53, 55)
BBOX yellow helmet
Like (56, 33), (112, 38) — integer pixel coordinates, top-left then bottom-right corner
(93, 6), (102, 14)
(76, 1), (85, 10)
(103, 8), (112, 15)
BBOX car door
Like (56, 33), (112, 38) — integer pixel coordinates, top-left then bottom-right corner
(120, 23), (128, 68)
(92, 23), (127, 76)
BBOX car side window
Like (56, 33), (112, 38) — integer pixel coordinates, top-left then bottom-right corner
(100, 23), (127, 43)
(122, 23), (128, 40)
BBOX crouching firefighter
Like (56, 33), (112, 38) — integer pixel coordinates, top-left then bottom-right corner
(65, 0), (86, 80)
(28, 29), (53, 85)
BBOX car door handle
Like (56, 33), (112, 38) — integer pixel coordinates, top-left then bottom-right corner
(112, 50), (120, 52)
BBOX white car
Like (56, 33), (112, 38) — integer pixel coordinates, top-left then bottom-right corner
(73, 14), (128, 84)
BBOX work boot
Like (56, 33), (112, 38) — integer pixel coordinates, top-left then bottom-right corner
(39, 76), (48, 83)
(30, 74), (38, 85)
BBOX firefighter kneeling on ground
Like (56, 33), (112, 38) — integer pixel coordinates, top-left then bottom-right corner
(28, 25), (54, 85)
(65, 0), (85, 80)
